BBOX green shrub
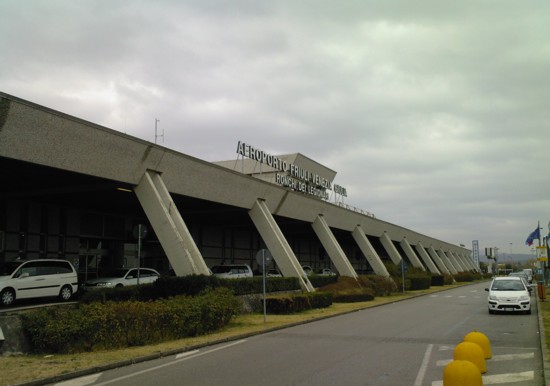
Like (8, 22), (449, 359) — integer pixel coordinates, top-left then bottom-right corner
(392, 277), (410, 291)
(408, 274), (432, 290)
(21, 288), (240, 354)
(308, 275), (338, 288)
(79, 285), (147, 304)
(333, 292), (374, 302)
(316, 276), (375, 303)
(431, 275), (445, 286)
(454, 272), (476, 282)
(80, 275), (301, 304)
(358, 275), (398, 296)
(151, 274), (221, 297)
(219, 276), (301, 295)
(263, 292), (333, 314)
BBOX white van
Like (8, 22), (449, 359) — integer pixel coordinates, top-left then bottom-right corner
(211, 264), (253, 279)
(0, 259), (79, 306)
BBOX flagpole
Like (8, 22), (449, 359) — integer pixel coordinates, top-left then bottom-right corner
(539, 220), (542, 247)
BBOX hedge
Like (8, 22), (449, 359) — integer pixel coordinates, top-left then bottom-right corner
(431, 275), (445, 286)
(358, 275), (398, 296)
(219, 276), (301, 295)
(80, 275), (302, 303)
(263, 292), (333, 314)
(21, 288), (240, 354)
(308, 275), (338, 288)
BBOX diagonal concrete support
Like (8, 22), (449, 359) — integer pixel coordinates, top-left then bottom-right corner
(458, 252), (479, 272)
(312, 215), (358, 278)
(379, 232), (402, 265)
(400, 238), (425, 270)
(445, 250), (466, 272)
(249, 199), (315, 292)
(134, 170), (210, 276)
(438, 248), (459, 274)
(352, 225), (390, 277)
(415, 242), (440, 274)
(428, 246), (451, 275)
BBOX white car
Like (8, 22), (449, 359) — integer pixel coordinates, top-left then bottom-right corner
(486, 276), (531, 314)
(0, 259), (78, 306)
(301, 265), (313, 276)
(84, 268), (160, 289)
(266, 269), (282, 277)
(211, 264), (253, 279)
(315, 268), (337, 276)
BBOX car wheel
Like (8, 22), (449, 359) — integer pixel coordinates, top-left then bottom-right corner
(488, 308), (494, 314)
(115, 284), (123, 288)
(59, 285), (73, 301)
(1, 288), (16, 306)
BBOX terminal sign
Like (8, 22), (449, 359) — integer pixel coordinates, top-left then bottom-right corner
(237, 141), (348, 200)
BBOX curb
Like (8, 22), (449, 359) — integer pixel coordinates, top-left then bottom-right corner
(537, 291), (550, 386)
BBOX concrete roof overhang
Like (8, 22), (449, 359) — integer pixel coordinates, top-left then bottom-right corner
(0, 92), (470, 255)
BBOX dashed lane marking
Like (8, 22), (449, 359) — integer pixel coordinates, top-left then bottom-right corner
(54, 374), (102, 386)
(431, 370), (534, 386)
(436, 352), (534, 367)
(175, 349), (200, 359)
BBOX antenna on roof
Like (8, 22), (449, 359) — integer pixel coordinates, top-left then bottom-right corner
(155, 118), (164, 144)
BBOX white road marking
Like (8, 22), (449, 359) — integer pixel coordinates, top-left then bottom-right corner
(175, 349), (199, 359)
(431, 370), (534, 386)
(436, 352), (534, 366)
(55, 374), (102, 386)
(93, 339), (247, 385)
(413, 344), (433, 386)
(490, 352), (534, 361)
(482, 370), (534, 384)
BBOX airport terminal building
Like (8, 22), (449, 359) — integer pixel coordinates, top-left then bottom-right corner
(0, 92), (476, 292)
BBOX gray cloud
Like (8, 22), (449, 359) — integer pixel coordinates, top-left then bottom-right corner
(1, 0), (549, 254)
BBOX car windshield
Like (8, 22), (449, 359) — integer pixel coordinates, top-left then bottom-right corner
(0, 261), (23, 276)
(491, 280), (525, 291)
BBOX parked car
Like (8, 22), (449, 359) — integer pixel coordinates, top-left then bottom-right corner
(314, 268), (336, 276)
(266, 269), (282, 277)
(84, 268), (160, 289)
(0, 259), (78, 306)
(211, 264), (253, 279)
(485, 276), (531, 314)
(523, 268), (534, 283)
(301, 265), (313, 276)
(508, 272), (531, 290)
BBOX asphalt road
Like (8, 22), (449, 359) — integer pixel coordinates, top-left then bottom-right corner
(53, 282), (544, 386)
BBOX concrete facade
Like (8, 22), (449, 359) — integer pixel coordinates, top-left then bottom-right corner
(0, 92), (477, 286)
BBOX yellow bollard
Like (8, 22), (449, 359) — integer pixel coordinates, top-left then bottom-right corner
(443, 360), (482, 386)
(454, 341), (486, 373)
(464, 331), (492, 359)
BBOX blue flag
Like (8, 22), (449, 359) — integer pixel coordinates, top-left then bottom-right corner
(525, 226), (540, 246)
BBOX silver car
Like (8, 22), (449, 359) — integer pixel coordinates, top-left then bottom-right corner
(84, 268), (160, 289)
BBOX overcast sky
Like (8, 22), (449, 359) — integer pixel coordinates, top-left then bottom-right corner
(2, 1), (549, 257)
